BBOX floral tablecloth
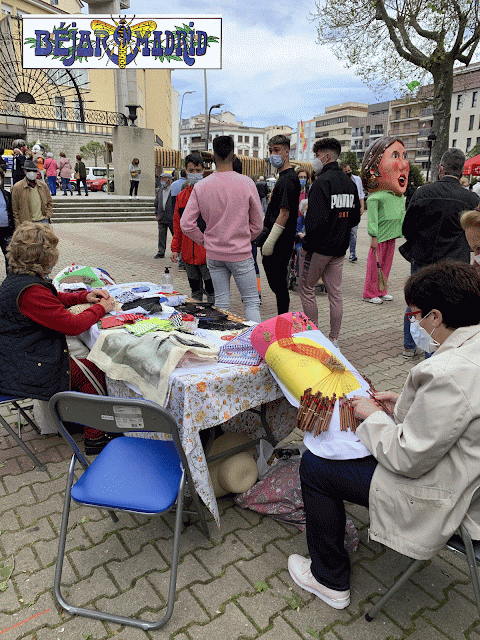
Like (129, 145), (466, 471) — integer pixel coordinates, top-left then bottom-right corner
(106, 361), (296, 525)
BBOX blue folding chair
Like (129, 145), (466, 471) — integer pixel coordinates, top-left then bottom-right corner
(49, 391), (210, 631)
(0, 395), (46, 471)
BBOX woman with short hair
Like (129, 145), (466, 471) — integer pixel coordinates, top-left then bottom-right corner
(0, 222), (116, 454)
(460, 207), (480, 268)
(289, 260), (480, 610)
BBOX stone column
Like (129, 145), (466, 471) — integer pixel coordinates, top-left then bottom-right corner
(112, 126), (155, 196)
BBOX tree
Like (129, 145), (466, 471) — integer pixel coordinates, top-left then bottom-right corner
(339, 150), (359, 173)
(313, 0), (480, 180)
(467, 143), (480, 159)
(79, 141), (105, 167)
(408, 162), (425, 187)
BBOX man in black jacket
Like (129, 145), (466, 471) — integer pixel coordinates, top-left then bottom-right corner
(154, 172), (173, 259)
(401, 148), (479, 355)
(0, 168), (14, 270)
(299, 138), (360, 346)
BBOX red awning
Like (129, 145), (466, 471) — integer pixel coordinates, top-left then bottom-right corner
(464, 154), (480, 176)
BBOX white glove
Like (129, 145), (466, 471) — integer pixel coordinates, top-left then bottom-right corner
(262, 223), (284, 256)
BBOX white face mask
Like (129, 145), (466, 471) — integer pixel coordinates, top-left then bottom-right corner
(474, 254), (480, 265)
(26, 171), (37, 180)
(311, 157), (323, 173)
(187, 173), (203, 183)
(409, 311), (440, 353)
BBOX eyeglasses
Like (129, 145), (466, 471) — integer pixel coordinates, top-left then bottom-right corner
(405, 310), (422, 324)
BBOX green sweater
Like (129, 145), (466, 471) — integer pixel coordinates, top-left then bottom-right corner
(366, 191), (406, 243)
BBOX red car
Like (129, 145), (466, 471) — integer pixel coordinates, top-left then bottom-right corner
(86, 177), (114, 192)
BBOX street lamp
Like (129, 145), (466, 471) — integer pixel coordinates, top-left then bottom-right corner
(178, 90), (195, 156)
(426, 131), (437, 182)
(205, 103), (223, 151)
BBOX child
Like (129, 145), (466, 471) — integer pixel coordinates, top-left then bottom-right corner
(171, 154), (215, 303)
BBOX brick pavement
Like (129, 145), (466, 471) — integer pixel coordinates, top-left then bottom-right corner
(1, 221), (478, 639)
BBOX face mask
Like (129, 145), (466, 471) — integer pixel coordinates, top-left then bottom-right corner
(269, 154), (285, 169)
(161, 180), (167, 187)
(299, 178), (307, 187)
(409, 311), (440, 353)
(312, 157), (323, 173)
(26, 172), (37, 180)
(474, 254), (480, 265)
(187, 173), (203, 183)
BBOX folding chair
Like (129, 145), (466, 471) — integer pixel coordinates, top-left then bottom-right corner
(366, 486), (480, 622)
(0, 395), (46, 472)
(49, 391), (210, 631)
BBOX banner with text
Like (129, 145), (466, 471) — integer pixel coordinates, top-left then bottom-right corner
(22, 15), (222, 69)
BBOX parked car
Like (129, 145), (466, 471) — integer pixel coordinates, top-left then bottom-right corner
(86, 177), (114, 192)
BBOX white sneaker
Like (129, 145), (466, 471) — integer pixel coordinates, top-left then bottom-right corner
(288, 555), (350, 609)
(331, 338), (339, 348)
(380, 294), (393, 301)
(363, 297), (383, 304)
(129, 195), (132, 199)
(403, 347), (422, 358)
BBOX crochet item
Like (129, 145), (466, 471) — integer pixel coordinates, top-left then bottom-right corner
(218, 326), (261, 366)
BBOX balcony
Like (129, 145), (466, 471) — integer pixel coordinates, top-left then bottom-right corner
(419, 107), (434, 120)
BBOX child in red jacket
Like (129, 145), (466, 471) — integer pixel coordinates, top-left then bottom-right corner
(171, 154), (215, 303)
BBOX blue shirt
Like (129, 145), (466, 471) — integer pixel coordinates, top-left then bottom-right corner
(0, 190), (9, 227)
(170, 178), (186, 197)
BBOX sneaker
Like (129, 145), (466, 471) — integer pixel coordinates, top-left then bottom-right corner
(380, 294), (393, 301)
(349, 255), (358, 262)
(154, 253), (164, 259)
(288, 555), (350, 609)
(331, 338), (339, 348)
(363, 297), (383, 304)
(129, 195), (132, 199)
(403, 347), (422, 358)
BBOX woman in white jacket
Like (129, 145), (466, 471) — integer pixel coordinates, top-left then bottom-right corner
(289, 260), (480, 610)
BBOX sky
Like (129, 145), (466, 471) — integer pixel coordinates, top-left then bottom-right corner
(131, 0), (395, 130)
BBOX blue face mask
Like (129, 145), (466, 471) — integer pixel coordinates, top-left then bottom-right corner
(187, 172), (203, 183)
(269, 154), (285, 169)
(299, 178), (307, 187)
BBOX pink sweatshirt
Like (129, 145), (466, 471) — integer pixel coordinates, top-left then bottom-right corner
(180, 172), (264, 262)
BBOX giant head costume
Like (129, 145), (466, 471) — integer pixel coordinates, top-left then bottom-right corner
(361, 136), (409, 195)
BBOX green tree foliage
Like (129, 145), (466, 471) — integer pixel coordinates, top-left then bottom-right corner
(467, 144), (480, 159)
(339, 150), (359, 173)
(408, 162), (425, 187)
(313, 0), (480, 180)
(79, 141), (105, 167)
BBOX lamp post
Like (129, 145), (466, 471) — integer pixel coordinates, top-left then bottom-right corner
(178, 90), (195, 156)
(426, 131), (437, 182)
(205, 103), (223, 151)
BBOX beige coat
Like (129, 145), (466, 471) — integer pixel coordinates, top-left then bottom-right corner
(357, 325), (480, 560)
(11, 178), (53, 228)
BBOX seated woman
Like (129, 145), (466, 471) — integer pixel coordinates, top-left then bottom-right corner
(288, 261), (480, 610)
(0, 222), (115, 455)
(460, 206), (480, 268)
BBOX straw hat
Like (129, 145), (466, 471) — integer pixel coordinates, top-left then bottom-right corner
(208, 433), (258, 497)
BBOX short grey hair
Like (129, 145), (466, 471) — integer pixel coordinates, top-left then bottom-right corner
(46, 152), (53, 158)
(440, 148), (465, 178)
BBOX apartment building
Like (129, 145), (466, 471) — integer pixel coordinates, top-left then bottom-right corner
(450, 62), (480, 156)
(350, 102), (390, 164)
(295, 118), (316, 162)
(315, 103), (369, 154)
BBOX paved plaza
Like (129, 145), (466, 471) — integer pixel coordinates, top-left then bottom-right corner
(1, 220), (479, 639)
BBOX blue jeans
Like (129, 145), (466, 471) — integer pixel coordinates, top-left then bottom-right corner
(61, 177), (73, 194)
(403, 260), (422, 350)
(300, 450), (377, 590)
(207, 256), (261, 323)
(349, 225), (358, 258)
(47, 175), (57, 195)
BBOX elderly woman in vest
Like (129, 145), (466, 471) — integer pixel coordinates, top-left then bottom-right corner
(288, 261), (480, 610)
(0, 222), (115, 455)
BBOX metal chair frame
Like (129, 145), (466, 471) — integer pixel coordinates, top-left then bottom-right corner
(49, 391), (210, 631)
(366, 486), (480, 622)
(0, 397), (46, 471)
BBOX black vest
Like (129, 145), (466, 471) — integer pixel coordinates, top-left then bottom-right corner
(0, 273), (70, 401)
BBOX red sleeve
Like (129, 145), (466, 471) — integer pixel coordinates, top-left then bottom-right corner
(171, 199), (183, 252)
(57, 289), (90, 306)
(19, 285), (105, 335)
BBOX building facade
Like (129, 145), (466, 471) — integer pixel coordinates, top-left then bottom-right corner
(315, 102), (369, 152)
(295, 118), (316, 162)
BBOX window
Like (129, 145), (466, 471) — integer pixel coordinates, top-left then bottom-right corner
(244, 149), (249, 156)
(472, 92), (478, 108)
(1, 3), (12, 14)
(454, 117), (459, 132)
(466, 138), (472, 152)
(253, 150), (258, 158)
(244, 136), (249, 143)
(469, 115), (475, 130)
(457, 94), (463, 109)
(238, 135), (242, 142)
(54, 96), (67, 131)
(74, 99), (86, 132)
(477, 137), (480, 146)
(452, 140), (457, 147)
(394, 110), (401, 120)
(50, 0), (59, 4)
(405, 108), (412, 118)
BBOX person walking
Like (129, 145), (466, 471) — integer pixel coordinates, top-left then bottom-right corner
(255, 175), (268, 213)
(296, 167), (310, 216)
(58, 152), (73, 196)
(341, 164), (364, 262)
(44, 153), (58, 196)
(11, 148), (26, 185)
(74, 154), (88, 196)
(361, 137), (409, 304)
(11, 159), (53, 227)
(129, 158), (141, 198)
(401, 147), (479, 356)
(256, 134), (300, 314)
(154, 173), (173, 259)
(298, 138), (360, 347)
(0, 168), (14, 270)
(181, 136), (263, 323)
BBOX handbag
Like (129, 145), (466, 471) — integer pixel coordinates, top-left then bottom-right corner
(131, 170), (138, 178)
(74, 171), (80, 180)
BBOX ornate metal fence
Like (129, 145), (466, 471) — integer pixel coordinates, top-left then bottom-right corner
(0, 101), (128, 126)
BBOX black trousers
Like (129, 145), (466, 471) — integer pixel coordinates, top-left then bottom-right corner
(300, 450), (377, 590)
(262, 246), (292, 314)
(157, 221), (173, 256)
(129, 180), (139, 196)
(0, 227), (12, 271)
